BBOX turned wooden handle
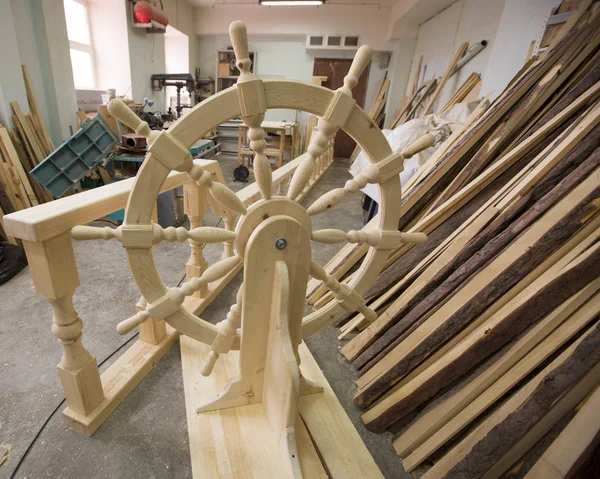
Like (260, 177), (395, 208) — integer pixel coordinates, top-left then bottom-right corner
(108, 99), (151, 137)
(400, 232), (428, 244)
(201, 351), (219, 376)
(201, 255), (241, 283)
(229, 20), (250, 62)
(401, 133), (435, 158)
(347, 45), (373, 85)
(71, 225), (121, 241)
(116, 311), (149, 335)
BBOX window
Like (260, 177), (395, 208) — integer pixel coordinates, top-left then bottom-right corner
(64, 0), (96, 89)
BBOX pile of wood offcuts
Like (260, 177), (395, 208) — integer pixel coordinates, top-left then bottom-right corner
(309, 2), (600, 477)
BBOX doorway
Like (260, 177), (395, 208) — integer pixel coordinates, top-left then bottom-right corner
(313, 58), (370, 158)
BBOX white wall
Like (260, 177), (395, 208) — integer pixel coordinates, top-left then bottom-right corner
(482, 0), (561, 96)
(385, 36), (417, 123)
(197, 34), (390, 127)
(88, 0), (131, 97)
(194, 5), (396, 51)
(405, 0), (506, 111)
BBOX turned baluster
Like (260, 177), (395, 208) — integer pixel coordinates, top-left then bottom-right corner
(201, 285), (243, 376)
(184, 182), (209, 297)
(221, 212), (236, 259)
(23, 233), (104, 415)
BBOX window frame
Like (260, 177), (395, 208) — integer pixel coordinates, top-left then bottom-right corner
(65, 0), (97, 90)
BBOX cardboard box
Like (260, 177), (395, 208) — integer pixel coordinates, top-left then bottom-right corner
(218, 63), (231, 76)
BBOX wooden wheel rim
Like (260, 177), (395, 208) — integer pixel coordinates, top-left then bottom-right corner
(123, 80), (401, 346)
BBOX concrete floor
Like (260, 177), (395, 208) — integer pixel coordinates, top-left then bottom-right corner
(0, 155), (408, 478)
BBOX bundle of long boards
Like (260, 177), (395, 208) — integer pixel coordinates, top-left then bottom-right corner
(309, 2), (600, 477)
(0, 66), (55, 244)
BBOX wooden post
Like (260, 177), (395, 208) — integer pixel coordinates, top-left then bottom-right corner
(184, 181), (209, 297)
(221, 212), (235, 259)
(22, 233), (105, 416)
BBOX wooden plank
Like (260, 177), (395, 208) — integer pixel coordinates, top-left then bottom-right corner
(362, 230), (600, 432)
(11, 101), (45, 163)
(0, 128), (38, 206)
(394, 282), (600, 458)
(22, 65), (54, 154)
(358, 171), (600, 408)
(401, 288), (600, 471)
(422, 321), (600, 479)
(355, 130), (600, 372)
(525, 384), (600, 478)
(422, 43), (468, 116)
(180, 337), (383, 478)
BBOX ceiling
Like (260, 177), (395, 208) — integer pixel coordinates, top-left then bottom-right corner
(187, 0), (399, 8)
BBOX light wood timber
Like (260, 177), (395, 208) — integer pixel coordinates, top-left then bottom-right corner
(422, 322), (600, 479)
(394, 279), (600, 458)
(422, 43), (468, 116)
(401, 288), (600, 471)
(362, 227), (600, 431)
(525, 384), (600, 478)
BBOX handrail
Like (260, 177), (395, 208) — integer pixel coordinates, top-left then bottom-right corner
(3, 159), (219, 243)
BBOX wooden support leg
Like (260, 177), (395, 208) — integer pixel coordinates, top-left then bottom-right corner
(136, 296), (166, 345)
(197, 213), (319, 414)
(264, 261), (302, 478)
(23, 233), (105, 416)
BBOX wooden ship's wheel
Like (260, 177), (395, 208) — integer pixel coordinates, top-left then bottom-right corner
(71, 21), (431, 477)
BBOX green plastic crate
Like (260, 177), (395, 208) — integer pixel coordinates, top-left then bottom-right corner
(30, 114), (118, 198)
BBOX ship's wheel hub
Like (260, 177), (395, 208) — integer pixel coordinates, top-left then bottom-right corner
(235, 196), (312, 257)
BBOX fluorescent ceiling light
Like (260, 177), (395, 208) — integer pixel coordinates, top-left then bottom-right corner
(260, 0), (324, 5)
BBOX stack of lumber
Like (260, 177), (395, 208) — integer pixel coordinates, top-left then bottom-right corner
(0, 65), (54, 228)
(349, 77), (390, 163)
(389, 41), (472, 129)
(438, 72), (482, 115)
(310, 3), (600, 476)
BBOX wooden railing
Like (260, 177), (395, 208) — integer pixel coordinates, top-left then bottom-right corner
(1, 143), (334, 435)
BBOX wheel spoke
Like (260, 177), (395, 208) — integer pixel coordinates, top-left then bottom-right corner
(311, 228), (427, 248)
(108, 98), (247, 216)
(201, 284), (244, 376)
(229, 21), (272, 200)
(72, 224), (236, 246)
(116, 255), (241, 335)
(309, 260), (377, 322)
(288, 45), (373, 200)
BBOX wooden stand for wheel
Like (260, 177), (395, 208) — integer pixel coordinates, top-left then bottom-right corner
(197, 207), (321, 476)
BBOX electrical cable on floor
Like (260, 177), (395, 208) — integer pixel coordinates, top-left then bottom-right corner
(10, 215), (225, 478)
(9, 331), (140, 478)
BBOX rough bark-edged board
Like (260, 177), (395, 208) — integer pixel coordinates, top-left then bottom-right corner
(362, 233), (600, 431)
(356, 136), (600, 373)
(394, 279), (600, 458)
(525, 384), (600, 478)
(422, 319), (600, 479)
(401, 289), (600, 471)
(358, 178), (600, 412)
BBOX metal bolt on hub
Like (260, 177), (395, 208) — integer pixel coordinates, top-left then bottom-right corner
(275, 238), (287, 250)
